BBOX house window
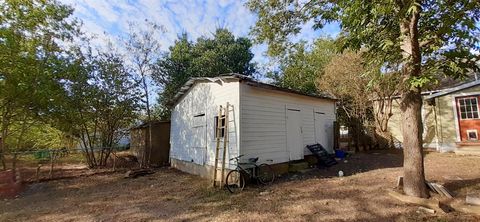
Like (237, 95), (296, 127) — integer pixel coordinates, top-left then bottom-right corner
(214, 115), (225, 138)
(458, 97), (479, 119)
(467, 130), (478, 141)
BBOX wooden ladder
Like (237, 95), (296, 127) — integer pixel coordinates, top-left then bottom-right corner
(213, 102), (230, 187)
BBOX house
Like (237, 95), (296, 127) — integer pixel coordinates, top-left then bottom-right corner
(387, 79), (480, 154)
(130, 121), (171, 166)
(169, 74), (336, 178)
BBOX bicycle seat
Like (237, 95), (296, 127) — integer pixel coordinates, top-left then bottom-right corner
(248, 157), (259, 163)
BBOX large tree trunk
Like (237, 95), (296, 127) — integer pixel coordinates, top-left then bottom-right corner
(398, 1), (429, 198)
(400, 89), (428, 198)
(141, 73), (152, 168)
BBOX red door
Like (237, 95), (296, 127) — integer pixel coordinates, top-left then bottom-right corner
(456, 96), (480, 142)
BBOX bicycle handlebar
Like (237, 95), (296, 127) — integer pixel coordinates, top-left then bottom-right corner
(230, 154), (245, 161)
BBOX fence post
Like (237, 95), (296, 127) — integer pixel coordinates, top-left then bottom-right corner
(49, 150), (54, 179)
(112, 150), (116, 172)
(12, 153), (17, 172)
(36, 164), (41, 181)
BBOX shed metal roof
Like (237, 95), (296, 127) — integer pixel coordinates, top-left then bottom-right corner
(170, 73), (336, 106)
(424, 79), (480, 100)
(130, 120), (171, 130)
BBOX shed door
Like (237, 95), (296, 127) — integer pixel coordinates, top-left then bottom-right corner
(192, 114), (207, 165)
(314, 112), (333, 153)
(287, 108), (303, 161)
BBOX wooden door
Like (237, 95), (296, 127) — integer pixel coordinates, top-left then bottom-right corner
(287, 108), (303, 161)
(314, 112), (334, 153)
(192, 114), (206, 164)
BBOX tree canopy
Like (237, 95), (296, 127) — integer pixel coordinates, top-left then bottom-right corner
(248, 0), (480, 198)
(0, 0), (80, 168)
(57, 45), (141, 167)
(269, 38), (336, 94)
(152, 28), (256, 119)
(0, 0), (143, 168)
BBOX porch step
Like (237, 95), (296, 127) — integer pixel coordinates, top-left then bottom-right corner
(306, 144), (337, 167)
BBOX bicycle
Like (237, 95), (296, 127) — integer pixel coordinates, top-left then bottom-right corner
(225, 154), (275, 193)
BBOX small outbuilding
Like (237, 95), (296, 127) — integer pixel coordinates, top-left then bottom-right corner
(130, 121), (171, 166)
(169, 74), (336, 178)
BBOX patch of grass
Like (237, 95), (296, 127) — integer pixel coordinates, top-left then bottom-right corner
(198, 187), (231, 201)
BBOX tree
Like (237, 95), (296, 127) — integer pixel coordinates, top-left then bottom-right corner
(269, 38), (336, 94)
(0, 0), (79, 169)
(318, 51), (400, 150)
(5, 115), (67, 151)
(59, 45), (141, 168)
(153, 28), (256, 119)
(248, 0), (480, 197)
(319, 51), (372, 126)
(125, 21), (164, 167)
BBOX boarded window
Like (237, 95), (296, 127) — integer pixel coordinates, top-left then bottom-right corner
(214, 115), (225, 138)
(467, 130), (478, 141)
(458, 97), (479, 120)
(193, 113), (205, 127)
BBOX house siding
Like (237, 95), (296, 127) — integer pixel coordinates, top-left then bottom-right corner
(239, 83), (336, 165)
(436, 85), (480, 148)
(170, 80), (240, 170)
(385, 85), (480, 152)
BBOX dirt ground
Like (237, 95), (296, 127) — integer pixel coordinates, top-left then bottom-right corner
(1, 150), (480, 222)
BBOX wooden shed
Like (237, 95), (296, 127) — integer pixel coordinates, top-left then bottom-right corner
(130, 121), (171, 166)
(169, 74), (336, 178)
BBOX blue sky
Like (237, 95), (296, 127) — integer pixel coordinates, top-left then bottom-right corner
(60, 0), (341, 69)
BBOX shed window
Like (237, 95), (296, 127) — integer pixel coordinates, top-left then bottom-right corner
(193, 113), (205, 127)
(458, 97), (479, 120)
(214, 115), (225, 138)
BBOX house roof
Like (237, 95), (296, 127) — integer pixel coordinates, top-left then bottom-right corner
(424, 79), (480, 100)
(170, 73), (336, 105)
(130, 120), (171, 130)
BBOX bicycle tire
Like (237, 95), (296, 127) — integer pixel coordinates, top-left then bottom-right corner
(225, 169), (245, 193)
(257, 163), (275, 185)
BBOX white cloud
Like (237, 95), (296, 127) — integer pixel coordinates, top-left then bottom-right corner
(60, 0), (340, 72)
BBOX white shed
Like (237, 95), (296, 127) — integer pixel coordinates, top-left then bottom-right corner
(170, 74), (336, 177)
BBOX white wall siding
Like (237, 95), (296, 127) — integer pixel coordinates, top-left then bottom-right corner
(171, 79), (336, 170)
(170, 80), (240, 169)
(240, 84), (336, 164)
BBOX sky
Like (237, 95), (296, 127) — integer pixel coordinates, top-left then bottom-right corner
(59, 0), (341, 70)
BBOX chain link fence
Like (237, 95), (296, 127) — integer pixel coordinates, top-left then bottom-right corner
(2, 147), (138, 182)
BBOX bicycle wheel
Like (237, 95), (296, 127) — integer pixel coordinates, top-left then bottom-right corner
(225, 169), (245, 193)
(257, 164), (275, 185)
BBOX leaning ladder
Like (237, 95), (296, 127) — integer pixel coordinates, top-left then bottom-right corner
(213, 102), (230, 187)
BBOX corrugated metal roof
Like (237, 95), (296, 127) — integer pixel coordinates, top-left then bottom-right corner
(130, 120), (171, 130)
(425, 79), (480, 100)
(170, 73), (336, 106)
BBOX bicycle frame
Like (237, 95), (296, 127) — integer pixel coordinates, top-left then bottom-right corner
(236, 163), (258, 179)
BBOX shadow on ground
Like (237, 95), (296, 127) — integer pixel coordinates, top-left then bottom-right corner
(1, 151), (480, 222)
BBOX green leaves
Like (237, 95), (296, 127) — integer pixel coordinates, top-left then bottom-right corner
(274, 38), (337, 94)
(0, 0), (79, 153)
(248, 0), (480, 90)
(152, 28), (256, 119)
